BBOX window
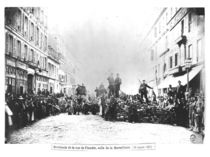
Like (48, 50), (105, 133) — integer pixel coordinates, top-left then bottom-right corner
(165, 36), (168, 49)
(163, 63), (167, 73)
(34, 52), (38, 64)
(44, 58), (47, 70)
(40, 33), (43, 49)
(36, 27), (39, 45)
(30, 22), (34, 41)
(181, 20), (184, 35)
(197, 39), (202, 62)
(24, 16), (28, 37)
(16, 10), (21, 31)
(188, 44), (192, 58)
(8, 35), (13, 54)
(151, 50), (154, 61)
(169, 56), (173, 68)
(44, 36), (47, 51)
(24, 45), (27, 60)
(30, 49), (34, 62)
(188, 12), (192, 32)
(175, 53), (178, 66)
(17, 40), (21, 58)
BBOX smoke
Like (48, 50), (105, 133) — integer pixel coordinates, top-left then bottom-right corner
(47, 5), (162, 94)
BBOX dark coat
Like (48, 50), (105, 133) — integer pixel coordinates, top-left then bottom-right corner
(176, 85), (185, 99)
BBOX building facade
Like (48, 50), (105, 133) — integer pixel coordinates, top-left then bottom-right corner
(145, 8), (205, 95)
(47, 45), (60, 94)
(5, 7), (48, 95)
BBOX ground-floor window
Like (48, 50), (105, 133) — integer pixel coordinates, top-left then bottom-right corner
(6, 77), (16, 94)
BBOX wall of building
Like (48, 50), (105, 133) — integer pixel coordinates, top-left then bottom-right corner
(145, 8), (205, 95)
(5, 7), (49, 95)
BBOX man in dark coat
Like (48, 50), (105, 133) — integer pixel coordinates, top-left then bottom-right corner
(80, 83), (87, 96)
(139, 80), (152, 103)
(114, 73), (122, 98)
(176, 80), (185, 100)
(76, 84), (82, 96)
(167, 84), (175, 98)
(107, 73), (115, 98)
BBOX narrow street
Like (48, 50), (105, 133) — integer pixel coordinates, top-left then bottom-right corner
(8, 114), (202, 144)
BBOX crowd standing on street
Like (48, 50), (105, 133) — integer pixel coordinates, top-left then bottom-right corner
(5, 91), (64, 142)
(5, 74), (205, 142)
(94, 75), (205, 135)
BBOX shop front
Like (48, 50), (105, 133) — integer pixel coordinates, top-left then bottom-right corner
(158, 64), (204, 94)
(5, 58), (16, 94)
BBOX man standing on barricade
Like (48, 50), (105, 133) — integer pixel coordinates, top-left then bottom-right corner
(114, 73), (122, 98)
(107, 73), (115, 98)
(139, 80), (153, 103)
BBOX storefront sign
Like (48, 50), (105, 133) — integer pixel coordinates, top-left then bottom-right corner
(169, 8), (188, 30)
(16, 61), (27, 70)
(6, 58), (15, 67)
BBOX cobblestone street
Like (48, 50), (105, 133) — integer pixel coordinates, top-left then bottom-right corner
(8, 114), (202, 144)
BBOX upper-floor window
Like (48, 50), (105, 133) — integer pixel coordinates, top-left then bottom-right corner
(163, 63), (167, 73)
(151, 49), (154, 61)
(30, 22), (34, 41)
(6, 34), (13, 55)
(188, 12), (192, 32)
(24, 45), (27, 60)
(44, 36), (47, 51)
(175, 53), (178, 66)
(24, 16), (28, 37)
(16, 9), (21, 32)
(169, 56), (173, 69)
(17, 40), (21, 58)
(36, 27), (39, 45)
(40, 33), (43, 49)
(165, 36), (168, 49)
(188, 44), (192, 59)
(181, 20), (184, 35)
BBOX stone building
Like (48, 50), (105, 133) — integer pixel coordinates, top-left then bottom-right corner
(144, 8), (205, 95)
(5, 7), (48, 95)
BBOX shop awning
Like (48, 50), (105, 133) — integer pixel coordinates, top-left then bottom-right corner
(158, 64), (203, 88)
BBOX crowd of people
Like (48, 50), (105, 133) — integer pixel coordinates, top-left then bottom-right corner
(5, 74), (205, 142)
(5, 91), (64, 142)
(94, 75), (205, 135)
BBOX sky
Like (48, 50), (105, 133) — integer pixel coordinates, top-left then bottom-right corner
(46, 3), (162, 94)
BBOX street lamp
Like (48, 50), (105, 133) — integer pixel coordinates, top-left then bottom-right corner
(185, 58), (192, 92)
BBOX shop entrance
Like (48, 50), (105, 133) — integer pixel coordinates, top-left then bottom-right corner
(27, 74), (33, 93)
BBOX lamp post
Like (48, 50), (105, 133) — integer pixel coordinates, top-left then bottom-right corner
(185, 58), (192, 92)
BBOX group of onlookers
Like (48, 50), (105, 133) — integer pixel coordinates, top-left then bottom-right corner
(5, 92), (61, 142)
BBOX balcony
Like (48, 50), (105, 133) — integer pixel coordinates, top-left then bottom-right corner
(27, 60), (38, 69)
(176, 35), (187, 46)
